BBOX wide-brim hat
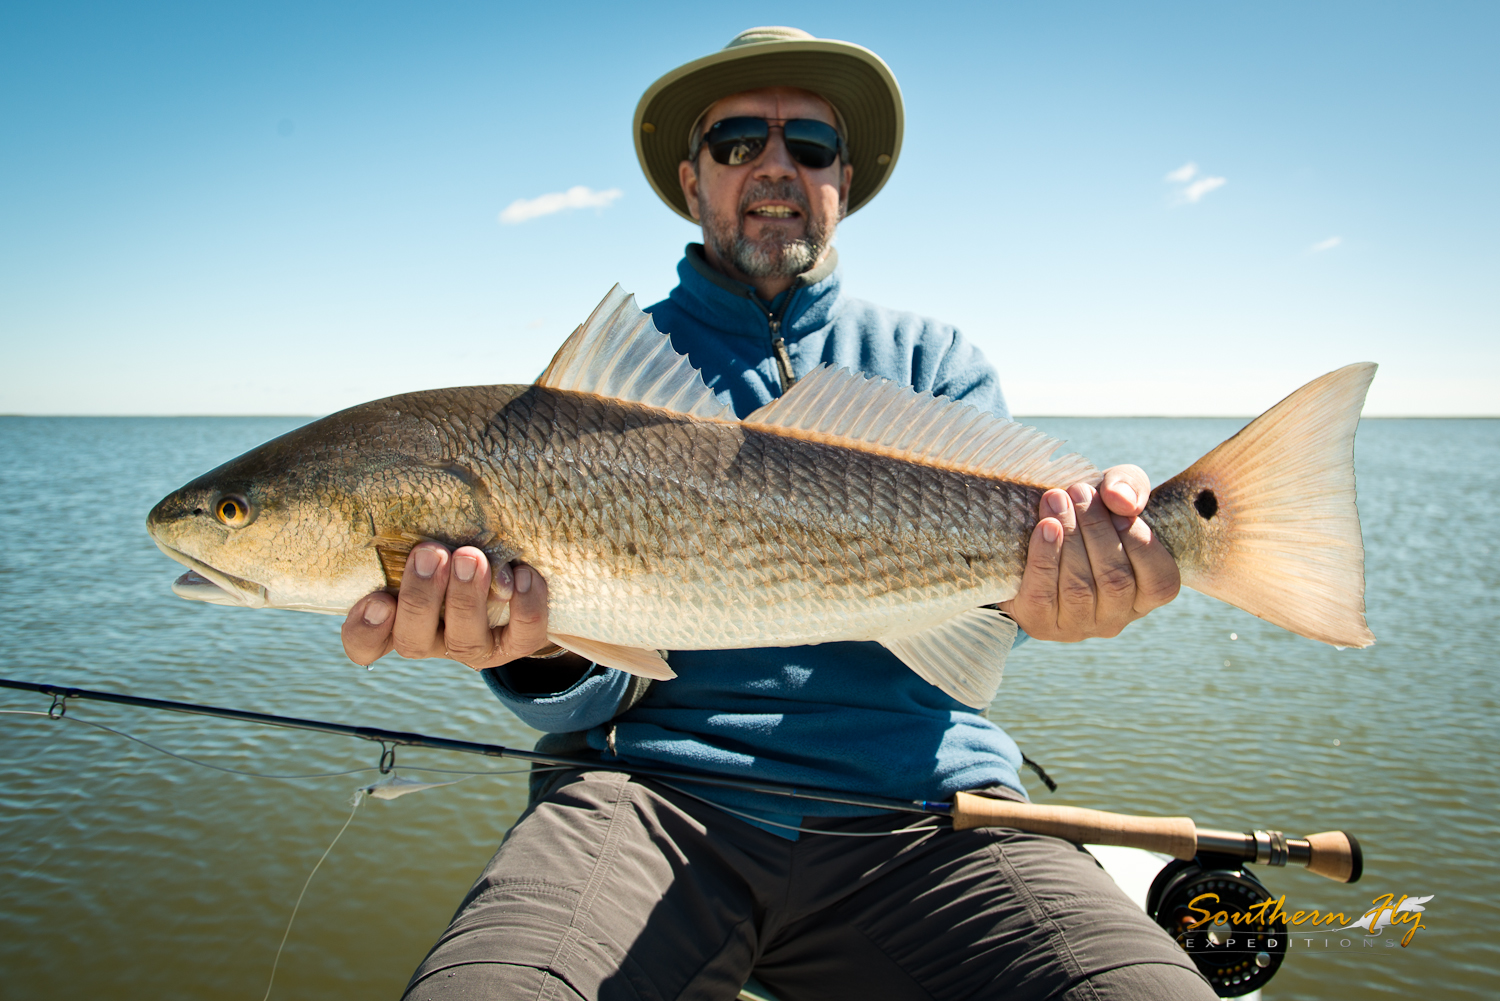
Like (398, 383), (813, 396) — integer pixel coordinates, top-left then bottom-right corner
(634, 26), (904, 223)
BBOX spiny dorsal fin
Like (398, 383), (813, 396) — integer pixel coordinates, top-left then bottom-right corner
(537, 285), (734, 420)
(745, 365), (1097, 487)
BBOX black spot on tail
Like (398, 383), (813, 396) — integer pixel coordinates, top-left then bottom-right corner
(1194, 489), (1218, 520)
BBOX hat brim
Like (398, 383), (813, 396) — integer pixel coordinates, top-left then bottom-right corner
(634, 39), (904, 223)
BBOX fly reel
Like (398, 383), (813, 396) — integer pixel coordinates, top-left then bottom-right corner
(1147, 854), (1288, 998)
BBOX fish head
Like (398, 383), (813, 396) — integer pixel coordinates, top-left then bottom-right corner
(147, 394), (506, 615)
(147, 442), (387, 615)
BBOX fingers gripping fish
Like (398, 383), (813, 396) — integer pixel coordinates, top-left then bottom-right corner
(148, 286), (1376, 708)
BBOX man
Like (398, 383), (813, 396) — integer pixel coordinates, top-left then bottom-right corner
(344, 27), (1213, 1001)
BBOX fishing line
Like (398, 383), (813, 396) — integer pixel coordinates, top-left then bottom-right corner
(0, 710), (380, 781)
(652, 779), (944, 838)
(262, 789), (365, 1001)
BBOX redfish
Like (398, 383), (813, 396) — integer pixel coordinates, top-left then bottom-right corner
(148, 287), (1375, 707)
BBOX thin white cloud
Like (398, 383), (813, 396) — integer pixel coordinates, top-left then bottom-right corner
(1164, 162), (1198, 183)
(1163, 162), (1227, 205)
(1181, 176), (1227, 203)
(1308, 236), (1342, 253)
(498, 185), (622, 224)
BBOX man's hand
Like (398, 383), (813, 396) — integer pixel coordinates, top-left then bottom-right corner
(341, 543), (553, 670)
(999, 465), (1180, 641)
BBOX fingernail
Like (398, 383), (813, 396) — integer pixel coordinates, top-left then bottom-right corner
(362, 599), (391, 626)
(1068, 483), (1092, 505)
(515, 565), (533, 594)
(412, 548), (439, 579)
(452, 552), (477, 582)
(1047, 491), (1068, 515)
(1042, 521), (1061, 544)
(1114, 483), (1137, 506)
(1111, 514), (1133, 531)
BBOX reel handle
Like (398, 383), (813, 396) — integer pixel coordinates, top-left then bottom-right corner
(950, 794), (1363, 883)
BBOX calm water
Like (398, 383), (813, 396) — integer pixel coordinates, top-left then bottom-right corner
(0, 415), (1494, 999)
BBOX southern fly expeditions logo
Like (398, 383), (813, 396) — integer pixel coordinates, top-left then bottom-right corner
(1185, 891), (1435, 951)
(1339, 894), (1435, 946)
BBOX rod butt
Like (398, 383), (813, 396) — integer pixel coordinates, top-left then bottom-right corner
(1305, 830), (1362, 883)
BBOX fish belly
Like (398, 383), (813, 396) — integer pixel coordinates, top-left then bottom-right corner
(481, 390), (1039, 650)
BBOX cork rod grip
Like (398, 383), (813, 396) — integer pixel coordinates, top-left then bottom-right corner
(951, 793), (1199, 860)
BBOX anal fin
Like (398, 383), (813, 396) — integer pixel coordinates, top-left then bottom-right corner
(549, 633), (677, 681)
(880, 609), (1018, 709)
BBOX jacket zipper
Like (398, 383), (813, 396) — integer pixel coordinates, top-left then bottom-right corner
(760, 295), (798, 394)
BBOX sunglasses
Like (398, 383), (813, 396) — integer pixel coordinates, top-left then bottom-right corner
(697, 117), (844, 170)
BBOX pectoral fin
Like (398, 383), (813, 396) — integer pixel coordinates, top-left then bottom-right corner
(549, 634), (677, 681)
(373, 530), (426, 590)
(880, 609), (1018, 709)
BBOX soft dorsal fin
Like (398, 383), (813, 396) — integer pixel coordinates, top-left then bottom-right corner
(537, 285), (734, 420)
(744, 365), (1097, 487)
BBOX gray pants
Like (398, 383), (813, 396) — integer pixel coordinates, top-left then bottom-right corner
(403, 771), (1214, 1001)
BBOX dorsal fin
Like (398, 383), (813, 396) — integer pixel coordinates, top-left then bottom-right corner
(537, 285), (734, 420)
(744, 365), (1097, 487)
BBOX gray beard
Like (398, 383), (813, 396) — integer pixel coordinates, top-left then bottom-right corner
(699, 180), (834, 280)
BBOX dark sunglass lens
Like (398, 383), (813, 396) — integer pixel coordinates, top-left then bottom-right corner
(785, 141), (838, 169)
(705, 117), (769, 166)
(783, 120), (841, 168)
(703, 117), (841, 168)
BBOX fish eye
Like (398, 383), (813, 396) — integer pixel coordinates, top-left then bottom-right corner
(215, 496), (254, 528)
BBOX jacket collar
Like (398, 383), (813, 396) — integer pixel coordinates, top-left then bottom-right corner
(668, 244), (843, 342)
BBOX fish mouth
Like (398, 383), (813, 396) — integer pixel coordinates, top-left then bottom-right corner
(154, 540), (269, 608)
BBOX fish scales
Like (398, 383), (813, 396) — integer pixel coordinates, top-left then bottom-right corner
(471, 386), (1038, 649)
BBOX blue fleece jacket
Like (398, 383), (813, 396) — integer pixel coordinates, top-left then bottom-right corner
(481, 246), (1029, 834)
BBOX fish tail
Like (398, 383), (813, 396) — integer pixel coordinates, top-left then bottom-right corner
(1146, 363), (1377, 648)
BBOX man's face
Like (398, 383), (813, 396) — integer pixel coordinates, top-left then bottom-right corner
(678, 87), (854, 283)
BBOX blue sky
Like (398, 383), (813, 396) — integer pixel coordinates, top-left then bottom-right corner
(2, 1), (1495, 416)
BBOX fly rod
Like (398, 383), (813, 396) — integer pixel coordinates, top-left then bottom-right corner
(0, 677), (947, 815)
(0, 676), (1361, 882)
